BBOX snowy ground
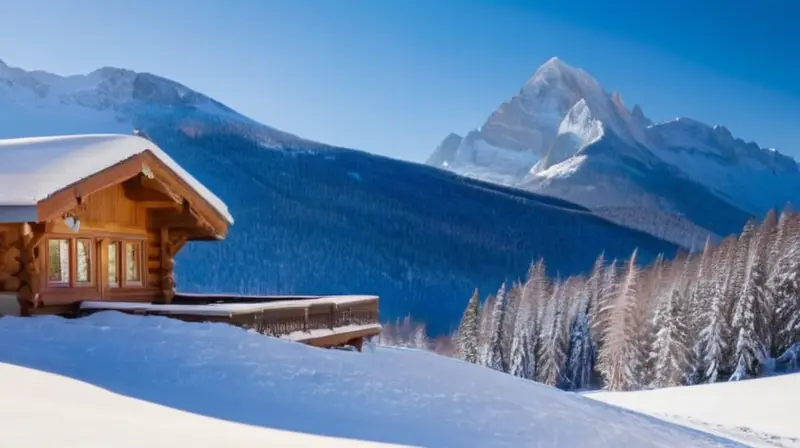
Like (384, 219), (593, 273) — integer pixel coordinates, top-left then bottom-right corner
(0, 312), (740, 447)
(587, 375), (800, 448)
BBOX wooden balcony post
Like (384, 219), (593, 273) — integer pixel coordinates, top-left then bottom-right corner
(329, 303), (337, 329)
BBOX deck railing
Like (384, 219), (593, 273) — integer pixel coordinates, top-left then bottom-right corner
(237, 297), (380, 338)
(81, 294), (381, 343)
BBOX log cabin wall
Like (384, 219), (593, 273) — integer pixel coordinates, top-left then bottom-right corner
(0, 224), (22, 315)
(21, 182), (180, 312)
(0, 224), (21, 292)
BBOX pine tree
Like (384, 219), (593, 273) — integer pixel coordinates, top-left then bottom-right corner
(486, 283), (509, 372)
(768, 211), (800, 357)
(564, 294), (594, 390)
(597, 249), (641, 391)
(687, 236), (713, 384)
(509, 315), (535, 379)
(538, 280), (568, 386)
(698, 239), (735, 383)
(456, 288), (481, 363)
(730, 222), (769, 380)
(501, 282), (524, 371)
(650, 258), (691, 388)
(520, 259), (549, 376)
(477, 295), (494, 366)
(635, 253), (667, 385)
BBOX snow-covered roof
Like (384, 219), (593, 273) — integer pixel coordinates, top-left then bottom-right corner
(0, 134), (233, 224)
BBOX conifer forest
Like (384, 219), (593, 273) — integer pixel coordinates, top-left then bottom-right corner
(451, 208), (800, 391)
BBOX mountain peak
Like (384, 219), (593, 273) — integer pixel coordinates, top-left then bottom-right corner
(539, 56), (577, 72)
(526, 57), (584, 86)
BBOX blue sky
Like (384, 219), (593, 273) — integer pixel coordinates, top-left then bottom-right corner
(0, 0), (797, 161)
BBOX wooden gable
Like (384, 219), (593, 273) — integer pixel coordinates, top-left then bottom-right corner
(36, 150), (229, 240)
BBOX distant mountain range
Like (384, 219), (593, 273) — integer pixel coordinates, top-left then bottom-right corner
(427, 57), (799, 247)
(0, 58), (678, 334)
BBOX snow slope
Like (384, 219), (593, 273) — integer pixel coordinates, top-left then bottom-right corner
(0, 58), (678, 334)
(428, 57), (799, 247)
(0, 363), (402, 448)
(0, 312), (741, 447)
(587, 374), (800, 448)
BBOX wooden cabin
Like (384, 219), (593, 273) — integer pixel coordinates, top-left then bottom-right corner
(0, 134), (233, 316)
(0, 133), (381, 350)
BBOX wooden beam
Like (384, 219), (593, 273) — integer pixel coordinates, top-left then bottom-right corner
(160, 227), (176, 304)
(138, 201), (182, 209)
(122, 176), (179, 203)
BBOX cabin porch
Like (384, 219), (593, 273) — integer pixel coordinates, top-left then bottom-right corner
(78, 293), (382, 350)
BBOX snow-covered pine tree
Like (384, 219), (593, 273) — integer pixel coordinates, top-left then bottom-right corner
(537, 280), (568, 386)
(768, 210), (800, 357)
(564, 276), (595, 390)
(698, 237), (735, 383)
(501, 282), (524, 371)
(411, 323), (429, 349)
(509, 313), (535, 379)
(456, 288), (481, 363)
(590, 258), (618, 342)
(486, 283), (509, 372)
(509, 259), (548, 379)
(730, 221), (770, 380)
(477, 294), (495, 366)
(686, 236), (714, 384)
(635, 253), (667, 385)
(727, 220), (755, 318)
(597, 249), (641, 391)
(650, 256), (691, 388)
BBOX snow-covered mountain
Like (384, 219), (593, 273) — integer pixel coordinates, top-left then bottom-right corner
(0, 59), (677, 334)
(427, 57), (800, 248)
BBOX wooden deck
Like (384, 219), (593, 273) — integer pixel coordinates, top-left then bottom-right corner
(79, 294), (381, 350)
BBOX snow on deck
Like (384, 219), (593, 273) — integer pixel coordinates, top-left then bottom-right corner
(80, 295), (378, 317)
(0, 313), (738, 447)
(0, 134), (233, 224)
(284, 323), (383, 342)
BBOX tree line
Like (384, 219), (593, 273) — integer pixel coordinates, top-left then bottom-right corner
(452, 207), (800, 391)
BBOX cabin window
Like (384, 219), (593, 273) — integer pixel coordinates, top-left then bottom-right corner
(108, 242), (119, 288)
(47, 239), (70, 285)
(75, 239), (92, 284)
(125, 242), (142, 284)
(107, 240), (144, 288)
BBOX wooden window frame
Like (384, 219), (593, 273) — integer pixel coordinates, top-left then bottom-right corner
(74, 238), (94, 286)
(43, 233), (148, 294)
(44, 236), (96, 289)
(107, 238), (146, 289)
(45, 238), (70, 288)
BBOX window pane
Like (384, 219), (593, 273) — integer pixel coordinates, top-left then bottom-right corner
(47, 239), (69, 283)
(125, 242), (141, 283)
(108, 242), (119, 287)
(76, 239), (92, 283)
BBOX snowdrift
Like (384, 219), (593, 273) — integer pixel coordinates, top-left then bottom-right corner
(587, 374), (800, 447)
(0, 313), (737, 447)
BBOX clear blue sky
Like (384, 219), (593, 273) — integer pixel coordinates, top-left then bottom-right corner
(0, 0), (797, 161)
